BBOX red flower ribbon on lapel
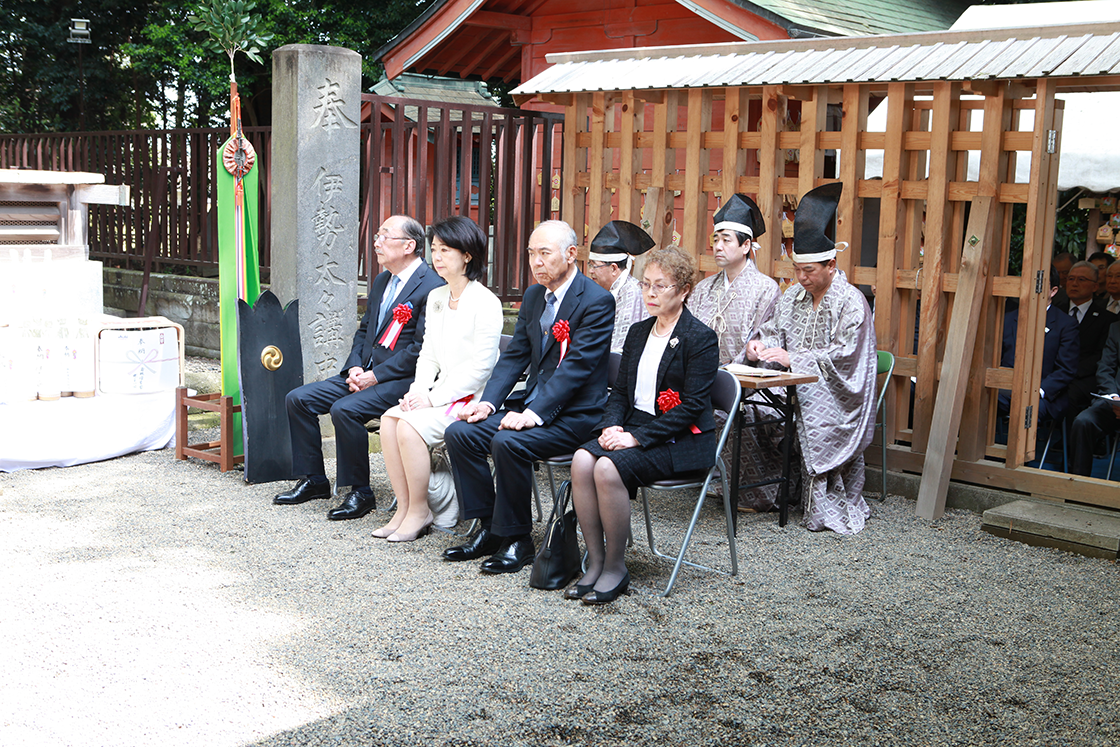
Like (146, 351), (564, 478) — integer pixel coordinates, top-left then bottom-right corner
(552, 319), (570, 365)
(657, 388), (702, 434)
(445, 393), (474, 416)
(378, 302), (413, 350)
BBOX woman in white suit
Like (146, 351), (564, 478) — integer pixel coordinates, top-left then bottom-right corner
(374, 216), (504, 542)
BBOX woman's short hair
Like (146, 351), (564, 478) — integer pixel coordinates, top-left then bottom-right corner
(428, 216), (487, 281)
(644, 245), (696, 299)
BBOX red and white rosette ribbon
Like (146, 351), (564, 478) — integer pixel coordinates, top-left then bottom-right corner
(445, 393), (474, 417)
(552, 319), (570, 365)
(378, 302), (413, 350)
(657, 388), (702, 435)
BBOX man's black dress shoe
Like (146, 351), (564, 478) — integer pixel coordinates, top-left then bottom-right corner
(479, 537), (535, 574)
(326, 490), (377, 520)
(442, 527), (502, 562)
(273, 478), (331, 505)
(582, 572), (630, 606)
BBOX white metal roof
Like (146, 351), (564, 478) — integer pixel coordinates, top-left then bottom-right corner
(511, 20), (1120, 99)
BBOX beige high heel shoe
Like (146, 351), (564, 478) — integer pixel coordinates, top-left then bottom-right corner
(387, 512), (435, 543)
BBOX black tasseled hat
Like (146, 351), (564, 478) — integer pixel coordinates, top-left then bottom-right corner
(713, 193), (765, 240)
(589, 220), (656, 263)
(791, 182), (843, 262)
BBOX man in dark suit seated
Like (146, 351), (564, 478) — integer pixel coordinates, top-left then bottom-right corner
(1069, 319), (1120, 476)
(998, 265), (1079, 424)
(442, 220), (615, 573)
(1056, 261), (1117, 419)
(274, 215), (445, 519)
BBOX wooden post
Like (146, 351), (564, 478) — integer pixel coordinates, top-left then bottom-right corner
(958, 86), (1012, 462)
(916, 196), (996, 521)
(913, 82), (961, 454)
(756, 85), (786, 277)
(683, 88), (713, 268)
(835, 84), (867, 277)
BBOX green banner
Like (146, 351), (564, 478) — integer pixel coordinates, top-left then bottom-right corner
(216, 135), (261, 456)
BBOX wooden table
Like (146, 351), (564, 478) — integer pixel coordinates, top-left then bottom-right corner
(728, 371), (819, 527)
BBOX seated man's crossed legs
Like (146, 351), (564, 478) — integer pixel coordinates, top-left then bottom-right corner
(442, 413), (588, 574)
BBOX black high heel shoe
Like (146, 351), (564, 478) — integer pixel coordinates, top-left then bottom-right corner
(563, 577), (595, 600)
(582, 572), (630, 606)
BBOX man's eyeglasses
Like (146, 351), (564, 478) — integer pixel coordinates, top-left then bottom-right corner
(638, 281), (676, 295)
(375, 233), (410, 243)
(587, 261), (609, 271)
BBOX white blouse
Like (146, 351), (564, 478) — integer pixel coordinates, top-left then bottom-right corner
(634, 328), (672, 415)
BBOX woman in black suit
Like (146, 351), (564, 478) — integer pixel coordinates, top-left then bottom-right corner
(568, 246), (719, 605)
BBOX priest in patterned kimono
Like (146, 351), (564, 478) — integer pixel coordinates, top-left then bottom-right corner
(689, 193), (782, 511)
(746, 183), (877, 535)
(587, 220), (653, 354)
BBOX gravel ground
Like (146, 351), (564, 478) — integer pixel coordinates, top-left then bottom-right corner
(1, 446), (1117, 747)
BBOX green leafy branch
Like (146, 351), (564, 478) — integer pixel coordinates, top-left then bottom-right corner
(188, 0), (273, 83)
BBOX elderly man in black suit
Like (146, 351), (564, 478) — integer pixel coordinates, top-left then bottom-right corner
(998, 265), (1079, 424)
(1057, 260), (1117, 418)
(274, 214), (445, 519)
(443, 220), (615, 574)
(1069, 320), (1120, 476)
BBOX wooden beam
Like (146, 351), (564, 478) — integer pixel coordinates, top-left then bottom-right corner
(1008, 79), (1061, 468)
(464, 10), (531, 31)
(721, 87), (747, 206)
(561, 94), (588, 245)
(958, 86), (1012, 462)
(682, 89), (712, 264)
(835, 84), (868, 277)
(617, 91), (642, 225)
(648, 92), (678, 249)
(757, 86), (786, 277)
(913, 81), (960, 454)
(916, 195), (997, 521)
(874, 82), (913, 450)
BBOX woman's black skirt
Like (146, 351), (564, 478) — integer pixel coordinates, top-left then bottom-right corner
(578, 411), (712, 496)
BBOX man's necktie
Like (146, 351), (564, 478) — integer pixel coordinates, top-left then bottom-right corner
(540, 291), (557, 341)
(1071, 306), (1081, 324)
(1109, 300), (1120, 315)
(379, 275), (401, 324)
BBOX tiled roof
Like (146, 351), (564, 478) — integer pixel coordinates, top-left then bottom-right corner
(739, 0), (970, 37)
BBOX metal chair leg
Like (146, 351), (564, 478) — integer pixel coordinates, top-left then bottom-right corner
(1108, 435), (1119, 480)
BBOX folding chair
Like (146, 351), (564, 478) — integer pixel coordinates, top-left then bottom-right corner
(638, 367), (742, 596)
(870, 350), (895, 501)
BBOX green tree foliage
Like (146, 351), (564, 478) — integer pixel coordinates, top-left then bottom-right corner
(0, 0), (432, 133)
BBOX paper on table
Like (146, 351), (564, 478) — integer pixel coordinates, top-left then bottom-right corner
(724, 363), (781, 378)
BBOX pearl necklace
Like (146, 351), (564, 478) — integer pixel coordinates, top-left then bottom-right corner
(448, 284), (468, 303)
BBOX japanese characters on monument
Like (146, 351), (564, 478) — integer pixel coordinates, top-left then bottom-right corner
(270, 45), (361, 385)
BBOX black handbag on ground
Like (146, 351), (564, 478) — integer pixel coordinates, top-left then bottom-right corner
(529, 479), (581, 590)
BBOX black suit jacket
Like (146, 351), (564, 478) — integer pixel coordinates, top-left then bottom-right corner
(1096, 320), (1120, 395)
(482, 270), (615, 426)
(341, 262), (446, 384)
(1001, 305), (1079, 410)
(600, 308), (719, 473)
(1057, 296), (1117, 381)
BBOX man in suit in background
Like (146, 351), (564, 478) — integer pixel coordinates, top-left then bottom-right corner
(998, 265), (1079, 425)
(1057, 261), (1117, 419)
(443, 220), (615, 574)
(274, 214), (445, 520)
(1069, 319), (1120, 476)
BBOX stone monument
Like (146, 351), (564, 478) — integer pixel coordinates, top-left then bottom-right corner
(270, 45), (362, 385)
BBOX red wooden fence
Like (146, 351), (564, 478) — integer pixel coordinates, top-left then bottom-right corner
(0, 97), (562, 302)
